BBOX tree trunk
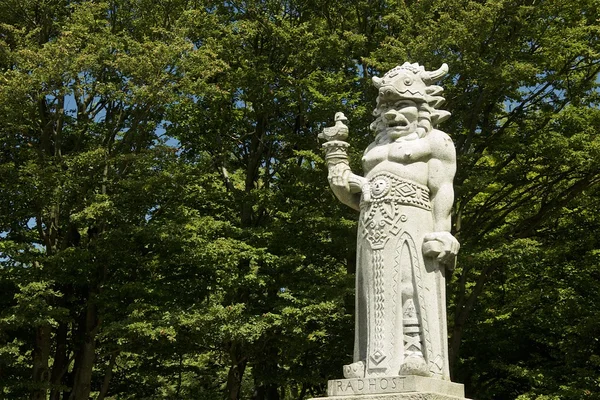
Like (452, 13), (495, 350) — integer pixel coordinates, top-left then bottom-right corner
(252, 346), (280, 400)
(68, 297), (98, 400)
(241, 114), (267, 227)
(31, 324), (51, 400)
(96, 351), (118, 400)
(253, 383), (280, 400)
(225, 342), (247, 400)
(448, 263), (497, 378)
(50, 322), (69, 400)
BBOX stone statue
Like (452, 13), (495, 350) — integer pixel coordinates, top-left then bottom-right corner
(321, 62), (460, 382)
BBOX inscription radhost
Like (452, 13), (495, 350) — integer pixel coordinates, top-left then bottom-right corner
(330, 376), (407, 395)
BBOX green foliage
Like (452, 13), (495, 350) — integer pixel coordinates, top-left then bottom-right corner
(0, 0), (599, 399)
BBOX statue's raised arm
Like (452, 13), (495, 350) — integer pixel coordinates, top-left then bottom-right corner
(320, 112), (366, 211)
(319, 62), (461, 391)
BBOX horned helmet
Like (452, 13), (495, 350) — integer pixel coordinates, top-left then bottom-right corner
(372, 62), (451, 127)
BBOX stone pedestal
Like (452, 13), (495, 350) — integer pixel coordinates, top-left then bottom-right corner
(309, 376), (470, 400)
(310, 395), (465, 400)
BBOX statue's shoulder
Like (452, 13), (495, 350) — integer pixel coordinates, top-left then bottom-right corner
(426, 129), (456, 162)
(427, 128), (453, 143)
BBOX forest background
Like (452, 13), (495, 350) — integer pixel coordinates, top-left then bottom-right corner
(0, 0), (599, 399)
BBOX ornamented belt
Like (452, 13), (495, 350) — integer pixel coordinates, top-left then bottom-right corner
(360, 172), (431, 211)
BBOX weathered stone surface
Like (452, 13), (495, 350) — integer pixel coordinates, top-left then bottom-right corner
(309, 393), (468, 400)
(326, 376), (464, 397)
(320, 62), (460, 383)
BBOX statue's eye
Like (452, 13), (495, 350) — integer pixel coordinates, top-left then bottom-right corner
(403, 77), (413, 86)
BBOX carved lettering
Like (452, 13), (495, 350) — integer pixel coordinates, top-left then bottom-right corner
(327, 376), (464, 398)
(369, 378), (376, 390)
(380, 378), (388, 389)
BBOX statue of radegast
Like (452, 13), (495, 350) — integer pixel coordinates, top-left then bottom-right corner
(313, 63), (469, 400)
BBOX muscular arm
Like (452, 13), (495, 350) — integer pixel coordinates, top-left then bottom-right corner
(424, 130), (459, 266)
(427, 130), (456, 231)
(428, 167), (455, 232)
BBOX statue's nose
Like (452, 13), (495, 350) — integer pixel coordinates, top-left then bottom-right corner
(384, 110), (398, 120)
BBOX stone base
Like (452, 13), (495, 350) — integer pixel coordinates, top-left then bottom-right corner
(308, 376), (469, 400)
(309, 394), (467, 400)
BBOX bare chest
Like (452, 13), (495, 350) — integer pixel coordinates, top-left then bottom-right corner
(362, 139), (432, 172)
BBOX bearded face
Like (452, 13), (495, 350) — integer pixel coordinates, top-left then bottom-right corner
(370, 63), (451, 139)
(384, 100), (418, 139)
(371, 99), (425, 140)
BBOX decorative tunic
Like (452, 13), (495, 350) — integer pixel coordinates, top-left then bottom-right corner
(354, 172), (450, 379)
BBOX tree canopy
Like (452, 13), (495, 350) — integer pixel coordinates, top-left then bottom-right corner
(0, 0), (599, 399)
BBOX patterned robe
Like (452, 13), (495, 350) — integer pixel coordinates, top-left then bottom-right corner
(353, 171), (450, 379)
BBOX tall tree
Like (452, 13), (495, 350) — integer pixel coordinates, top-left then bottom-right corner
(169, 1), (369, 398)
(0, 1), (224, 398)
(366, 0), (600, 395)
